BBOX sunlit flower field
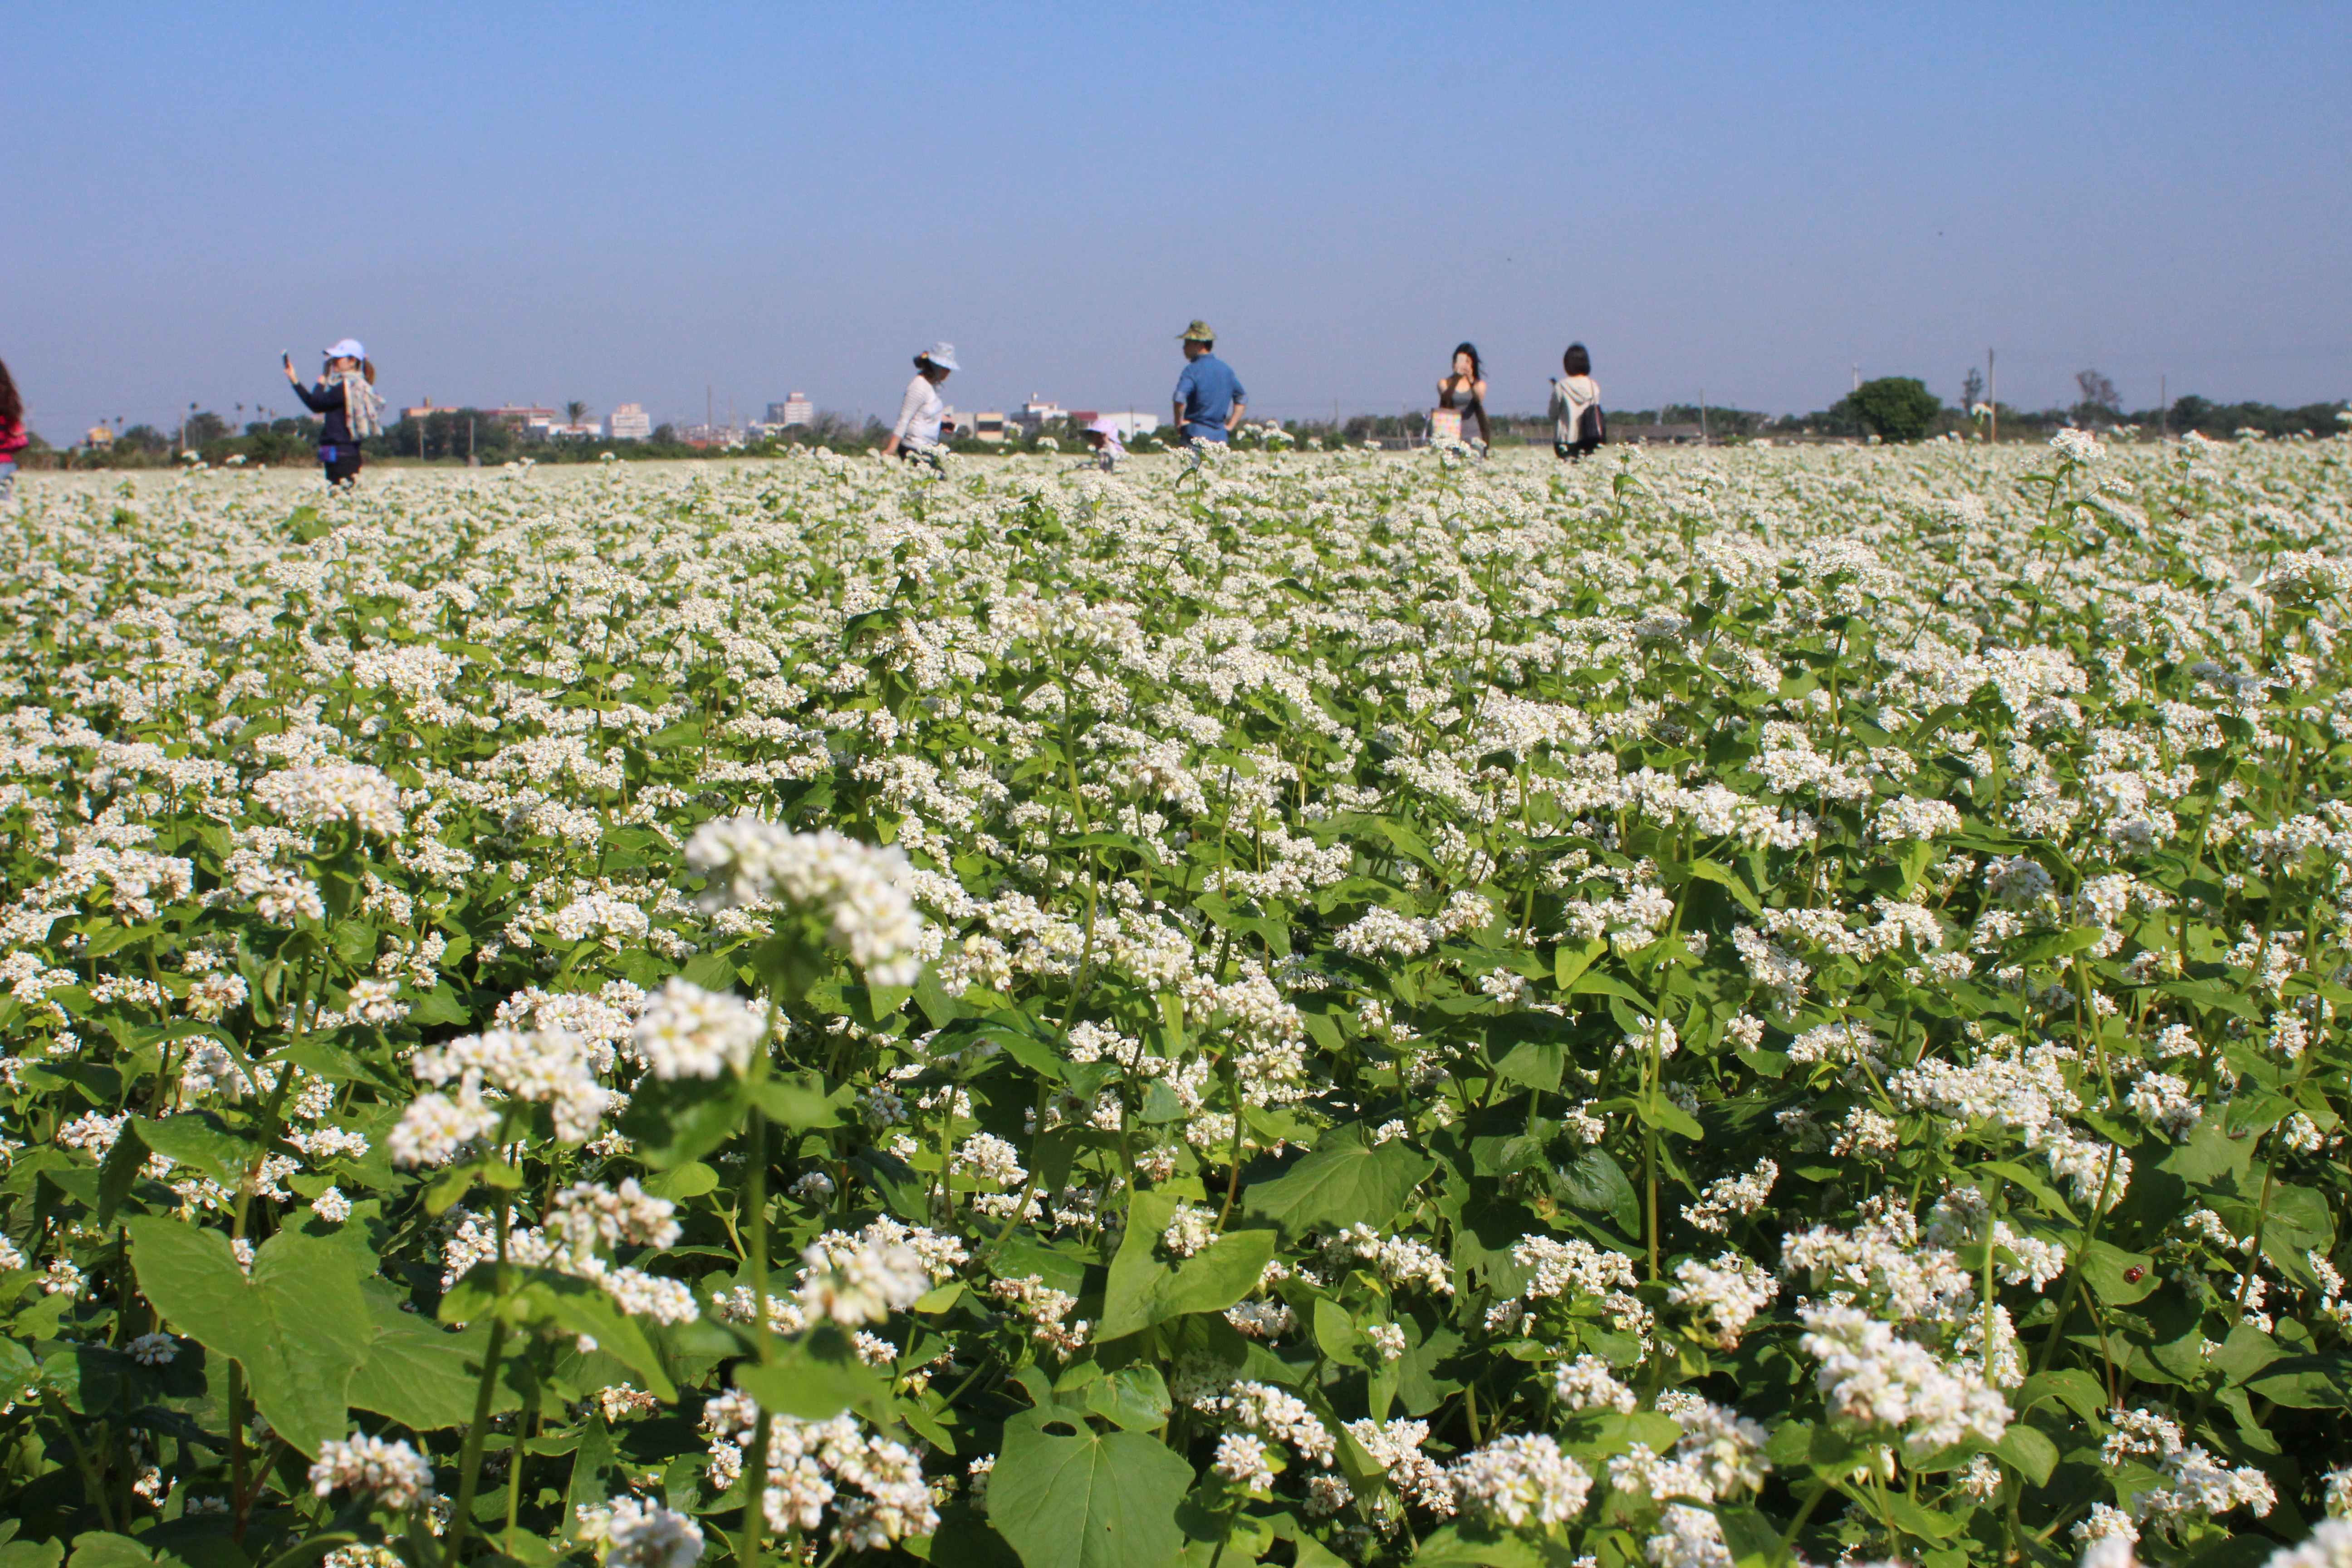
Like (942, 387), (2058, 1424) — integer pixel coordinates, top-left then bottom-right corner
(4, 433), (2351, 1568)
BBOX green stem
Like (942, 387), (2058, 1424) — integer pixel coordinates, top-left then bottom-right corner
(444, 1318), (510, 1568)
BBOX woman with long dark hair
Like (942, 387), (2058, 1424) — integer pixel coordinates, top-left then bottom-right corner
(283, 338), (383, 486)
(0, 359), (26, 505)
(1437, 342), (1490, 448)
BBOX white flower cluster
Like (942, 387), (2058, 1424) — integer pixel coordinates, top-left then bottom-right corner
(1798, 1303), (2010, 1456)
(309, 1432), (436, 1512)
(391, 1025), (611, 1163)
(685, 818), (927, 986)
(700, 1390), (937, 1550)
(251, 761), (404, 837)
(633, 978), (765, 1079)
(575, 1496), (706, 1568)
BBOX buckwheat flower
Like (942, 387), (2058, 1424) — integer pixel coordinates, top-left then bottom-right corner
(1798, 1303), (2010, 1455)
(2264, 1519), (2352, 1568)
(128, 1332), (179, 1365)
(346, 977), (407, 1025)
(684, 819), (927, 987)
(43, 1259), (85, 1297)
(796, 1237), (928, 1326)
(577, 1496), (705, 1568)
(2328, 1465), (2352, 1519)
(1363, 1322), (1408, 1362)
(313, 1186), (353, 1225)
(310, 1433), (435, 1511)
(634, 978), (764, 1079)
(184, 971), (249, 1021)
(1551, 1353), (1636, 1413)
(2050, 427), (2102, 461)
(1214, 1432), (1276, 1492)
(1667, 1251), (1777, 1348)
(2075, 1504), (2140, 1552)
(1451, 1434), (1592, 1527)
(252, 761), (404, 838)
(1161, 1203), (1218, 1259)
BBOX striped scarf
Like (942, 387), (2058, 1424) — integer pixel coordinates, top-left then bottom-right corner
(330, 369), (385, 439)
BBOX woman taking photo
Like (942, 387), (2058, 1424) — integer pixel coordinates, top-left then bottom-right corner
(881, 342), (959, 459)
(1437, 342), (1490, 448)
(1550, 342), (1603, 461)
(284, 338), (384, 486)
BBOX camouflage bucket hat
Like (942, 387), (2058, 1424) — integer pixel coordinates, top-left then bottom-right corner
(1178, 320), (1215, 343)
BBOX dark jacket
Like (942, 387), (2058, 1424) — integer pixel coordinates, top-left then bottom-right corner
(289, 379), (358, 446)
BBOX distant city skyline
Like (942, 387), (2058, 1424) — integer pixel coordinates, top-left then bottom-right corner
(5, 5), (2347, 440)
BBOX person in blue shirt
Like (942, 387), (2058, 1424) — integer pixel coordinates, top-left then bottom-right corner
(1171, 321), (1247, 444)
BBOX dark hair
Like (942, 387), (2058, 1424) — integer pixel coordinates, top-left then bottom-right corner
(1451, 342), (1483, 380)
(1562, 343), (1592, 377)
(0, 358), (19, 425)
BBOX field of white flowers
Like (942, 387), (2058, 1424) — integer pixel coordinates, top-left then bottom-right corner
(3, 432), (2350, 1568)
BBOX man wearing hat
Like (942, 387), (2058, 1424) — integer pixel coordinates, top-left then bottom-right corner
(1171, 321), (1246, 446)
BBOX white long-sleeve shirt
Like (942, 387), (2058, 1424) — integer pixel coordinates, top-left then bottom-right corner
(891, 375), (945, 446)
(1551, 375), (1601, 444)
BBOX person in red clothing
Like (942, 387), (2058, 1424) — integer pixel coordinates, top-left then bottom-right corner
(0, 358), (27, 506)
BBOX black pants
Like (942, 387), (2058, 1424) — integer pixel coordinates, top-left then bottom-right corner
(322, 450), (362, 486)
(1555, 439), (1600, 462)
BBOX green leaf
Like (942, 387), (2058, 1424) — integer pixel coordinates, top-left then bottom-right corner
(1685, 858), (1763, 916)
(1082, 1366), (1172, 1432)
(124, 1219), (372, 1457)
(987, 1408), (1193, 1568)
(505, 1273), (678, 1401)
(1553, 939), (1607, 991)
(347, 1286), (508, 1431)
(1241, 1124), (1433, 1235)
(1995, 1425), (2058, 1487)
(641, 1162), (719, 1202)
(1100, 1192), (1279, 1341)
(565, 1417), (619, 1540)
(133, 1114), (255, 1189)
(1882, 1490), (1962, 1541)
(2245, 1354), (2352, 1410)
(1409, 1527), (1545, 1567)
(2014, 1368), (2106, 1423)
(2079, 1239), (2156, 1305)
(617, 1074), (745, 1168)
(734, 1326), (889, 1424)
(1553, 1147), (1638, 1233)
(0, 1541), (63, 1568)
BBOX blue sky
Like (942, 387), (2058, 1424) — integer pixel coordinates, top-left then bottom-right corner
(7, 2), (2347, 436)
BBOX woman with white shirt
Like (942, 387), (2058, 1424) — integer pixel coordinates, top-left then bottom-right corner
(1550, 342), (1604, 461)
(881, 343), (959, 459)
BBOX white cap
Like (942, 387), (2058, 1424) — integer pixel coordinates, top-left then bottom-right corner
(1088, 417), (1120, 438)
(920, 341), (960, 372)
(323, 338), (367, 361)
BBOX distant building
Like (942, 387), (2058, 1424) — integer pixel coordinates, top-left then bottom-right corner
(678, 424), (744, 451)
(83, 425), (115, 448)
(402, 398), (457, 421)
(607, 403), (652, 440)
(767, 393), (813, 427)
(1101, 412), (1161, 440)
(1016, 395), (1064, 433)
(489, 404), (559, 435)
(970, 412), (1008, 442)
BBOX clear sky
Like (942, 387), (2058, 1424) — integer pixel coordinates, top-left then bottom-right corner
(7, 2), (2348, 438)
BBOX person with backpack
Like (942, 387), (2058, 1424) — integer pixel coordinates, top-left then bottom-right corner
(1550, 342), (1604, 461)
(0, 358), (27, 507)
(283, 338), (383, 486)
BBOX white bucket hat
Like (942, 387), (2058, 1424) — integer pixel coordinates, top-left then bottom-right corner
(919, 341), (960, 372)
(323, 338), (367, 360)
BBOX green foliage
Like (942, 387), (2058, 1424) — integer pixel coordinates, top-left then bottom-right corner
(1835, 376), (1945, 442)
(4, 437), (2352, 1567)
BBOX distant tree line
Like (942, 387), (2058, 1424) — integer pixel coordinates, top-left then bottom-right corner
(19, 373), (2347, 465)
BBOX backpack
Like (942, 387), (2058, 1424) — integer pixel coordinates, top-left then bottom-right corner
(1577, 402), (1606, 447)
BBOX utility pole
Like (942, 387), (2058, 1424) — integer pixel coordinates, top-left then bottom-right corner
(2158, 373), (2168, 441)
(1699, 388), (1710, 445)
(1986, 350), (1997, 444)
(1852, 364), (1860, 393)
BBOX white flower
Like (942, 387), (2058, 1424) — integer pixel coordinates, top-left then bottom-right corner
(684, 819), (928, 986)
(309, 1433), (436, 1511)
(634, 978), (764, 1079)
(577, 1496), (706, 1568)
